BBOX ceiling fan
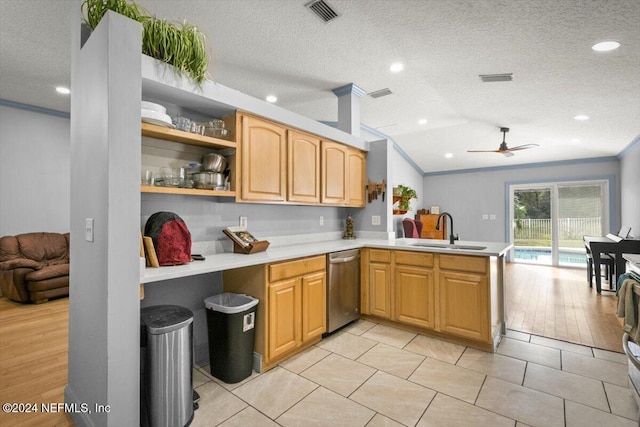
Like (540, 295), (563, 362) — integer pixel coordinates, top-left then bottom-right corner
(467, 127), (539, 157)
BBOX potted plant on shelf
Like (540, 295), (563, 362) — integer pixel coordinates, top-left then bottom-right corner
(394, 185), (418, 213)
(81, 0), (209, 84)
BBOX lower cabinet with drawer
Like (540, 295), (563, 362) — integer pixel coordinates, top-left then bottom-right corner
(394, 251), (435, 329)
(438, 255), (490, 342)
(223, 255), (326, 371)
(361, 248), (493, 349)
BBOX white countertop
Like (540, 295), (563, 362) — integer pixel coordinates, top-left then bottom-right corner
(142, 238), (512, 284)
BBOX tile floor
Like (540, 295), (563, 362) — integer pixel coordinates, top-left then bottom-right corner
(191, 321), (639, 427)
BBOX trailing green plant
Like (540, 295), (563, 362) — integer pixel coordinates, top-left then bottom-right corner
(396, 185), (417, 211)
(81, 0), (209, 84)
(142, 18), (208, 84)
(82, 0), (146, 29)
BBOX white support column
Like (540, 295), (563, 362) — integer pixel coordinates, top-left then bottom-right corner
(332, 83), (366, 137)
(67, 7), (141, 426)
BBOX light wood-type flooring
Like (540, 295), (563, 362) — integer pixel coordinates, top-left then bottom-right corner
(0, 297), (73, 427)
(0, 263), (625, 426)
(506, 262), (623, 353)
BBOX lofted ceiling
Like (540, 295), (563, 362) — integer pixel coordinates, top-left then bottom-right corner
(0, 0), (638, 173)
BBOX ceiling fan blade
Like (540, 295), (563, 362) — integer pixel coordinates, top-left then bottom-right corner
(467, 149), (501, 153)
(502, 151), (515, 157)
(506, 144), (539, 151)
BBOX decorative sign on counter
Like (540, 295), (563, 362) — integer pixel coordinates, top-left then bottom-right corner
(223, 226), (270, 254)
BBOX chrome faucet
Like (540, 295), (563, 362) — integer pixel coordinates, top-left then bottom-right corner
(436, 212), (459, 245)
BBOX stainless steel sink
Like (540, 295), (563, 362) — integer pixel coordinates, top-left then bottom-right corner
(411, 243), (487, 251)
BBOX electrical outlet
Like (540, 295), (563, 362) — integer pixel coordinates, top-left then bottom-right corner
(319, 216), (324, 226)
(489, 214), (496, 220)
(239, 216), (248, 228)
(85, 218), (94, 242)
(372, 215), (381, 225)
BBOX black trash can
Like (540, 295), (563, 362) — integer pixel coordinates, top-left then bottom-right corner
(140, 305), (194, 427)
(205, 293), (259, 383)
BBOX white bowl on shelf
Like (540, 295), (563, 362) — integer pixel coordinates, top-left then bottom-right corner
(141, 109), (174, 128)
(141, 101), (166, 114)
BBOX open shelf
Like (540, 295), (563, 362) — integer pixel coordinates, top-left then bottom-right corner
(141, 122), (236, 149)
(392, 195), (406, 215)
(141, 185), (236, 197)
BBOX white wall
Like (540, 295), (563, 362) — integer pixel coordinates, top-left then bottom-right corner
(0, 104), (70, 236)
(620, 138), (640, 236)
(423, 159), (621, 243)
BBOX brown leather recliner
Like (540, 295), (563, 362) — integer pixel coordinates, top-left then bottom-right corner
(0, 232), (70, 304)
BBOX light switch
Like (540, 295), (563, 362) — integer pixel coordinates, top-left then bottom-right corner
(372, 215), (381, 225)
(490, 214), (497, 220)
(482, 214), (489, 220)
(85, 218), (94, 242)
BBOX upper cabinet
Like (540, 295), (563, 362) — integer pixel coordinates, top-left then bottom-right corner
(347, 148), (366, 207)
(321, 141), (348, 205)
(240, 115), (287, 202)
(238, 114), (366, 207)
(288, 130), (321, 204)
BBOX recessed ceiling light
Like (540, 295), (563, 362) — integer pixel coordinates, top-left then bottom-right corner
(574, 115), (590, 121)
(592, 41), (620, 52)
(56, 86), (70, 95)
(571, 138), (581, 144)
(445, 153), (453, 159)
(389, 62), (404, 73)
(418, 119), (428, 125)
(266, 95), (277, 103)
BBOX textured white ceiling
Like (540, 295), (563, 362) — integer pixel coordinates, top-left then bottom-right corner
(0, 0), (638, 173)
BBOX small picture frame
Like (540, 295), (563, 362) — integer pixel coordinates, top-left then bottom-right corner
(430, 206), (440, 214)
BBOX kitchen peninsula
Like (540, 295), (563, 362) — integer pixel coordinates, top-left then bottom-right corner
(142, 237), (511, 370)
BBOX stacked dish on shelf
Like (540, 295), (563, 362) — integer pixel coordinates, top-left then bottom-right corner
(141, 101), (174, 128)
(192, 153), (229, 190)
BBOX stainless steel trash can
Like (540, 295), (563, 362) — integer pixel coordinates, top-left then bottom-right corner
(141, 305), (194, 427)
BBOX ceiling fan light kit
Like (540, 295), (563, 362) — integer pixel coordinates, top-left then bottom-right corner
(467, 127), (539, 157)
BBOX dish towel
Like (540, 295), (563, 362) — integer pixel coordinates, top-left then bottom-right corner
(616, 273), (630, 295)
(617, 278), (640, 342)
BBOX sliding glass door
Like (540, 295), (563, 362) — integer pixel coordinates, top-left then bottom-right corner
(513, 187), (552, 265)
(510, 180), (608, 267)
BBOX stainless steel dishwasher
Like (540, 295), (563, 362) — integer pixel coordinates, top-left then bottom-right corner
(327, 249), (360, 333)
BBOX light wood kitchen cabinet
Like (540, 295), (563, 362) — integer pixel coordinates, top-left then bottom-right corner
(321, 140), (348, 204)
(240, 115), (365, 207)
(438, 254), (489, 342)
(369, 262), (392, 319)
(301, 271), (327, 341)
(347, 148), (366, 207)
(240, 115), (287, 202)
(268, 278), (301, 359)
(364, 249), (393, 319)
(394, 251), (435, 329)
(287, 130), (321, 203)
(361, 249), (497, 350)
(223, 254), (326, 371)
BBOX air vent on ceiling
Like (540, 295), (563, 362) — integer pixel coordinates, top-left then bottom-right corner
(368, 88), (393, 99)
(479, 73), (513, 82)
(306, 0), (339, 23)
